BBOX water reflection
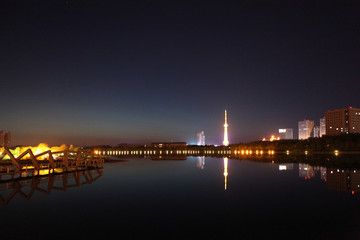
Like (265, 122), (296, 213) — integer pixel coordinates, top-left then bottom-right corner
(193, 155), (360, 195)
(0, 168), (103, 205)
(197, 156), (205, 170)
(223, 157), (228, 190)
(299, 163), (315, 179)
(320, 167), (327, 180)
(196, 156), (228, 190)
(3, 156), (360, 239)
(278, 163), (294, 171)
(278, 162), (360, 195)
(326, 168), (360, 194)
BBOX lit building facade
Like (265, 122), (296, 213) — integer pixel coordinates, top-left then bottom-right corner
(320, 117), (326, 137)
(298, 120), (314, 140)
(278, 128), (293, 140)
(197, 131), (205, 146)
(325, 107), (360, 135)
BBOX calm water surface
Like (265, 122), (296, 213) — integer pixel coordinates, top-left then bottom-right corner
(2, 157), (360, 239)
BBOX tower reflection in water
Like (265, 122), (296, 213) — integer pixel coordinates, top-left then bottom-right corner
(224, 157), (228, 190)
(0, 168), (103, 205)
(196, 156), (229, 190)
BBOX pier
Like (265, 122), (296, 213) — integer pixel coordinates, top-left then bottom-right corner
(0, 148), (104, 181)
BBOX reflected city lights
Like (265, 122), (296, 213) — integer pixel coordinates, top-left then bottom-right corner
(197, 156), (205, 170)
(0, 168), (103, 205)
(279, 165), (287, 171)
(224, 157), (228, 190)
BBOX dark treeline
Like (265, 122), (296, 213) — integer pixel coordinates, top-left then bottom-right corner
(232, 134), (360, 153)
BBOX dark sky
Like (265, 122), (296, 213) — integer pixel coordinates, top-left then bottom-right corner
(1, 0), (360, 146)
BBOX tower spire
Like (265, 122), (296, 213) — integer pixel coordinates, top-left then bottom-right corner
(223, 110), (229, 146)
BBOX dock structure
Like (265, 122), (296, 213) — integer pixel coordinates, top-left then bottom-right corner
(0, 148), (104, 181)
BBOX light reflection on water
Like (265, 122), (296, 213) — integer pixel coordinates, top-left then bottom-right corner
(1, 156), (360, 239)
(0, 168), (103, 205)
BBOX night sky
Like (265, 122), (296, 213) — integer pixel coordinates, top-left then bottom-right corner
(1, 0), (360, 146)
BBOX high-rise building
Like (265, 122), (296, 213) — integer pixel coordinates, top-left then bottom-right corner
(0, 131), (4, 146)
(223, 110), (229, 146)
(320, 117), (326, 137)
(278, 128), (293, 140)
(197, 131), (205, 146)
(314, 126), (320, 138)
(0, 131), (10, 147)
(298, 120), (314, 140)
(4, 132), (11, 147)
(325, 107), (360, 135)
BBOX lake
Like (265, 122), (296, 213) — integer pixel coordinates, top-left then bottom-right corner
(1, 156), (360, 239)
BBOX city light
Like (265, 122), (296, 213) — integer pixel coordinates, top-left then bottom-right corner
(262, 135), (280, 141)
(268, 150), (275, 155)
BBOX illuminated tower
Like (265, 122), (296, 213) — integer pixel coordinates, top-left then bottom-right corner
(223, 110), (229, 146)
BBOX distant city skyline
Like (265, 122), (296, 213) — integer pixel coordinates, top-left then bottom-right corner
(1, 1), (360, 146)
(8, 105), (360, 146)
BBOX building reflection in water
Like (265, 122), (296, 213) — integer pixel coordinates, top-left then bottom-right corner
(197, 156), (205, 170)
(320, 167), (327, 180)
(224, 157), (228, 190)
(195, 156), (360, 194)
(278, 161), (360, 195)
(195, 156), (227, 190)
(326, 168), (360, 194)
(298, 163), (315, 179)
(279, 163), (294, 171)
(0, 168), (103, 205)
